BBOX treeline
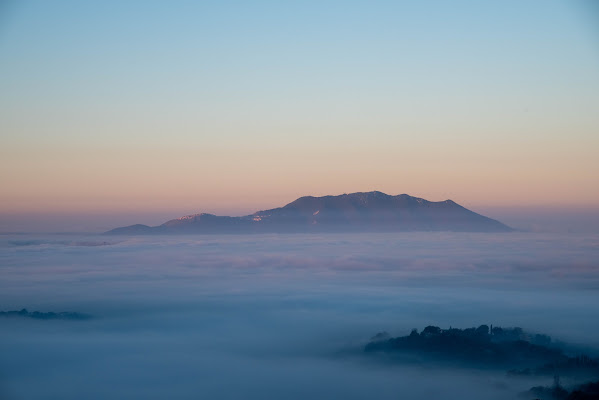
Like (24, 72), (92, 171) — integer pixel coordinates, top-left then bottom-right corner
(0, 309), (90, 320)
(526, 379), (599, 400)
(365, 324), (599, 376)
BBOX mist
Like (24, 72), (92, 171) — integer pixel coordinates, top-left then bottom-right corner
(1, 232), (598, 399)
(2, 206), (599, 234)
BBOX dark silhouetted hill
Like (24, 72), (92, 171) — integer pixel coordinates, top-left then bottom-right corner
(365, 325), (599, 377)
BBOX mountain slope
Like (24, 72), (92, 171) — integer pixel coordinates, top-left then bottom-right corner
(106, 191), (512, 234)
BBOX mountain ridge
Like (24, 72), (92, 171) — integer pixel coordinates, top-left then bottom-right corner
(105, 191), (513, 234)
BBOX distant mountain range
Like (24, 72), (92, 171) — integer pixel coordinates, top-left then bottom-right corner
(105, 191), (512, 234)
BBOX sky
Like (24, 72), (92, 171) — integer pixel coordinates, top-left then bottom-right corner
(1, 0), (598, 232)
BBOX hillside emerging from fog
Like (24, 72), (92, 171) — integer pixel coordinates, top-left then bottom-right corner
(365, 325), (599, 376)
(106, 191), (512, 234)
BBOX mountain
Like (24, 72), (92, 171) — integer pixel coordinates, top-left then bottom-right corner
(105, 191), (513, 234)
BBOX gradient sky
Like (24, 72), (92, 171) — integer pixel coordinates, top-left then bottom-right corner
(1, 0), (598, 231)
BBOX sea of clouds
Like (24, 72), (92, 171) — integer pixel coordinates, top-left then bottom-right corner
(1, 232), (598, 399)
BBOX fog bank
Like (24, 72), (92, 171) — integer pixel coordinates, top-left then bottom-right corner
(1, 232), (598, 399)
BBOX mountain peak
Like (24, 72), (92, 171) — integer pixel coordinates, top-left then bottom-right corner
(106, 191), (513, 234)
